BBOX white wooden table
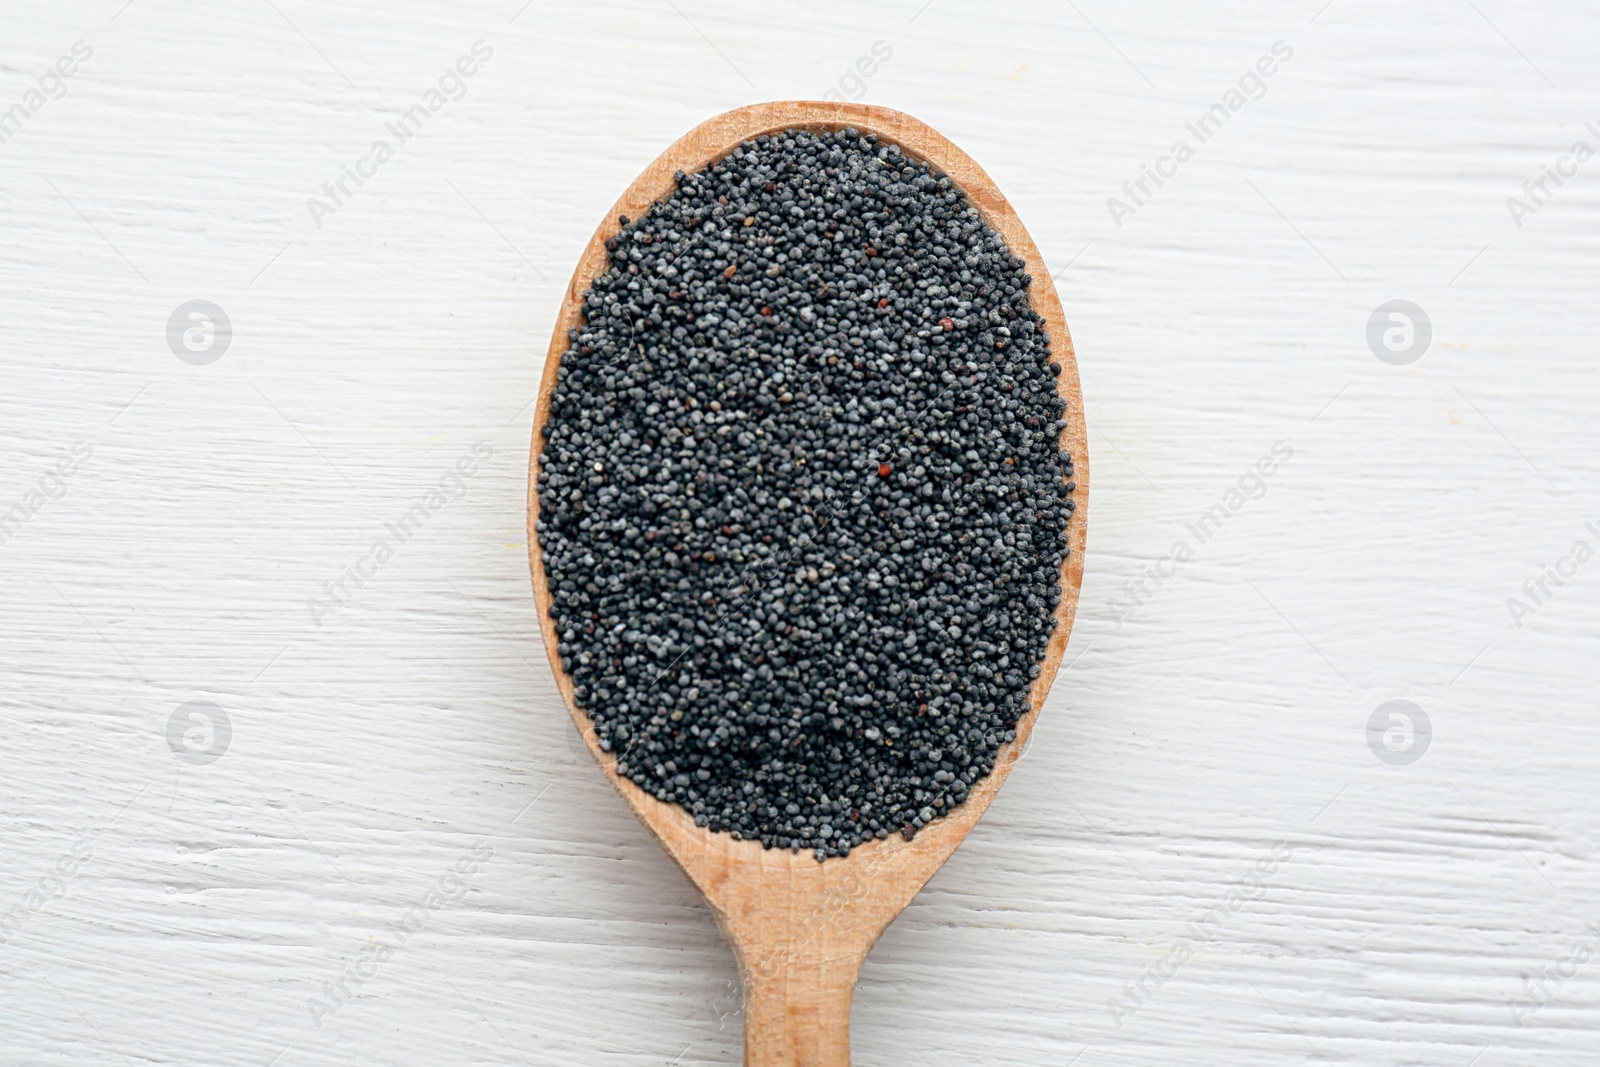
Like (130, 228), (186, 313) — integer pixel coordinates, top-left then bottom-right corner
(3, 1), (1596, 1063)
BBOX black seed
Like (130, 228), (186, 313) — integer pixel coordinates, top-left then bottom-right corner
(538, 128), (1076, 860)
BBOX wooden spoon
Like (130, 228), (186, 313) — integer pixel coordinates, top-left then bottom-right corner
(526, 101), (1088, 1066)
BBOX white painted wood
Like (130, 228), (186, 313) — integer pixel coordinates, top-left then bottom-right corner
(2, 1), (1596, 1064)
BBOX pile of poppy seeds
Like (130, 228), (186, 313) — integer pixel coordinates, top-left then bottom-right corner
(538, 128), (1075, 860)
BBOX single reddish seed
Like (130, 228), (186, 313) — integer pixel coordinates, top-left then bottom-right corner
(723, 265), (736, 278)
(939, 317), (954, 330)
(760, 306), (773, 316)
(878, 463), (892, 477)
(877, 297), (889, 308)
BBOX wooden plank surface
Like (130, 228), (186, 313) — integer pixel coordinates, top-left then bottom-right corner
(2, 1), (1596, 1064)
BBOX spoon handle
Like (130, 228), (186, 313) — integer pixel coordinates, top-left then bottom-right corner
(740, 944), (863, 1066)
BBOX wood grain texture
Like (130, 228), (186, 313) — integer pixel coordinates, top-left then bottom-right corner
(3, 1), (1599, 1065)
(526, 101), (1086, 1065)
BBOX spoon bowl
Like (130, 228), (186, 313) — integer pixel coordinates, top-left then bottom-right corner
(527, 100), (1088, 1066)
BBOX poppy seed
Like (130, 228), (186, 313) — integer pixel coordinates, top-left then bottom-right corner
(538, 127), (1075, 859)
